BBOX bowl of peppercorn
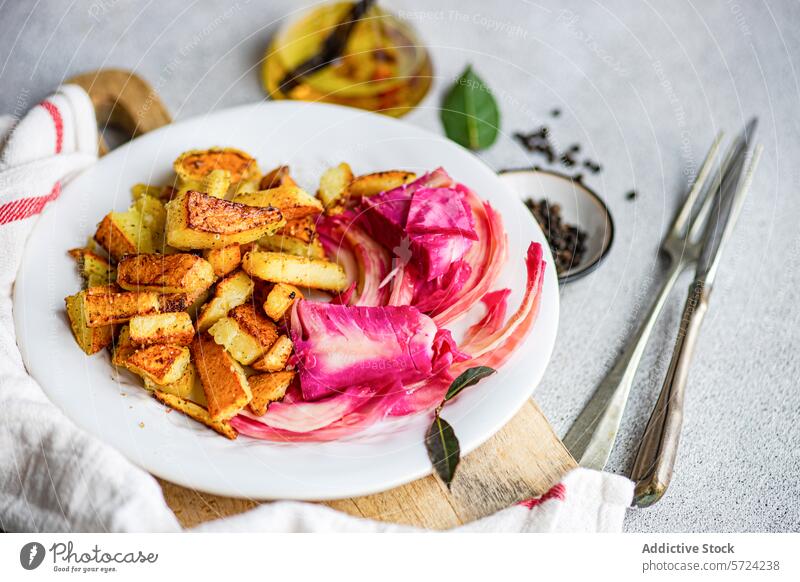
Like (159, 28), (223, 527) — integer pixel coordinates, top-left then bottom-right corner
(499, 169), (614, 283)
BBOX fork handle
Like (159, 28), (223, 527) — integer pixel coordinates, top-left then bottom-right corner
(630, 278), (710, 507)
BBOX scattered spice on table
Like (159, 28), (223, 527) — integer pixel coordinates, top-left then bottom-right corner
(626, 190), (637, 201)
(524, 198), (588, 275)
(583, 159), (602, 173)
(551, 108), (561, 117)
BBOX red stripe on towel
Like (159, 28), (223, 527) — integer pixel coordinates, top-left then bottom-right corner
(518, 483), (566, 509)
(0, 182), (62, 225)
(40, 100), (64, 154)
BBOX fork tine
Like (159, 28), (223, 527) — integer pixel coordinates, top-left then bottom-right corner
(668, 132), (724, 238)
(688, 119), (758, 241)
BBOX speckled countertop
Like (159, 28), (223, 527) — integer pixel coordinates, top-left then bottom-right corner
(1, 0), (798, 532)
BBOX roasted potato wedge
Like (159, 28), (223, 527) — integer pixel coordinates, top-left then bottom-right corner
(153, 390), (236, 439)
(202, 244), (241, 277)
(251, 335), (293, 372)
(174, 147), (258, 185)
(94, 208), (156, 262)
(258, 215), (325, 259)
(317, 162), (353, 210)
(263, 283), (303, 321)
(195, 270), (254, 332)
(129, 312), (195, 347)
(83, 289), (186, 327)
(65, 291), (114, 354)
(242, 251), (347, 292)
(116, 253), (215, 295)
(346, 170), (416, 198)
(131, 183), (164, 201)
(208, 303), (278, 365)
(166, 190), (284, 250)
(233, 184), (322, 221)
(69, 248), (116, 288)
(125, 344), (190, 385)
(248, 371), (294, 416)
(259, 164), (297, 190)
(259, 233), (325, 259)
(202, 168), (232, 199)
(191, 332), (252, 420)
(111, 325), (135, 367)
(144, 362), (206, 405)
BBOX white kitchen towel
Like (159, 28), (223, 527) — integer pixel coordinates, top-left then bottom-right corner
(0, 86), (634, 533)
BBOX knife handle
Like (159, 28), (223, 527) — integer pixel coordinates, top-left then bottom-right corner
(630, 279), (710, 507)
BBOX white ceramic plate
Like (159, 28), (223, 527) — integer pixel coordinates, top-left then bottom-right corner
(14, 101), (558, 500)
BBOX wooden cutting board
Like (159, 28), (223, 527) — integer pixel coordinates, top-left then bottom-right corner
(69, 69), (577, 530)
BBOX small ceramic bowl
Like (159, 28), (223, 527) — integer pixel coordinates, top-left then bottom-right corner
(499, 168), (614, 283)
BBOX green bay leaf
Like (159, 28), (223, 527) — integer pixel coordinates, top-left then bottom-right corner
(440, 65), (500, 150)
(445, 366), (496, 401)
(425, 414), (461, 489)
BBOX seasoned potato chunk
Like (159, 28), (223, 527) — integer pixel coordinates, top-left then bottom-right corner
(129, 312), (195, 347)
(166, 190), (284, 250)
(196, 270), (254, 332)
(203, 244), (241, 277)
(259, 164), (297, 190)
(201, 168), (232, 199)
(112, 325), (137, 367)
(251, 335), (293, 372)
(174, 147), (258, 185)
(317, 162), (353, 210)
(191, 332), (252, 420)
(83, 289), (186, 327)
(125, 344), (190, 385)
(153, 391), (236, 439)
(65, 292), (113, 354)
(263, 283), (303, 321)
(94, 208), (155, 262)
(248, 371), (295, 416)
(116, 253), (215, 295)
(69, 248), (116, 288)
(242, 251), (347, 292)
(346, 170), (416, 198)
(233, 185), (322, 221)
(144, 362), (206, 405)
(208, 303), (278, 365)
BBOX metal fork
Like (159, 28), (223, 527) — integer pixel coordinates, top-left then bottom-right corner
(562, 133), (726, 470)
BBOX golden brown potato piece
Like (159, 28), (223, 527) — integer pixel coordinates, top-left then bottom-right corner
(251, 335), (293, 372)
(174, 147), (258, 185)
(94, 209), (155, 262)
(317, 162), (353, 210)
(129, 312), (195, 347)
(112, 325), (137, 367)
(259, 165), (297, 190)
(65, 292), (113, 354)
(201, 169), (232, 199)
(191, 332), (252, 420)
(258, 215), (325, 259)
(259, 233), (326, 259)
(208, 303), (278, 365)
(248, 371), (295, 416)
(166, 190), (284, 250)
(69, 248), (117, 288)
(263, 283), (303, 321)
(233, 185), (322, 221)
(83, 289), (187, 327)
(125, 344), (190, 385)
(195, 270), (254, 332)
(144, 362), (207, 406)
(242, 251), (347, 292)
(153, 391), (237, 440)
(347, 171), (416, 198)
(116, 253), (215, 295)
(203, 244), (241, 277)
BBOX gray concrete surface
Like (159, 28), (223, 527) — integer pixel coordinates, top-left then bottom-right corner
(1, 0), (798, 532)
